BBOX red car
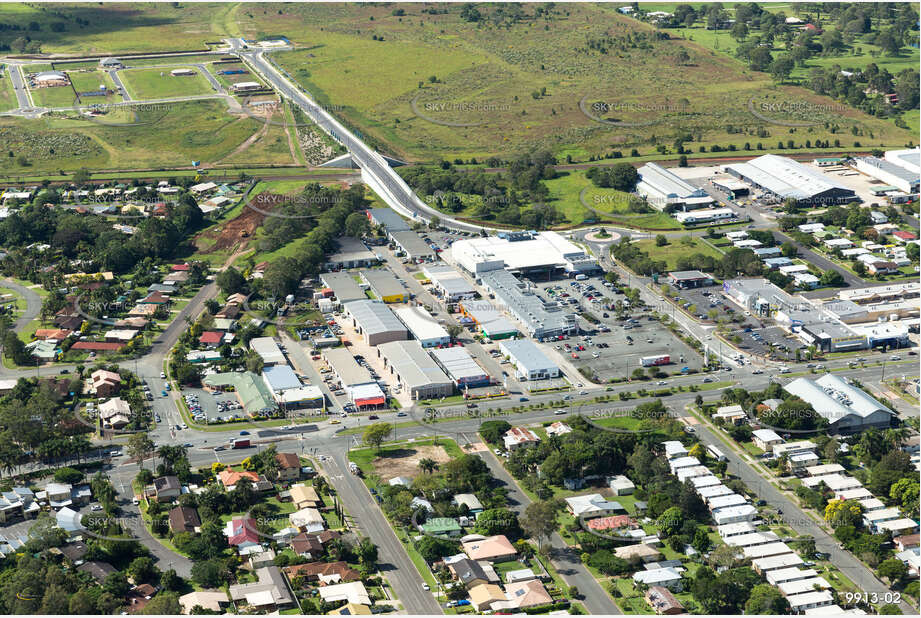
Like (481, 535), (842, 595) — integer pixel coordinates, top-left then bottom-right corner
(311, 355), (321, 360)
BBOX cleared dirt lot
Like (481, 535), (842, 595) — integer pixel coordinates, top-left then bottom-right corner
(370, 444), (453, 480)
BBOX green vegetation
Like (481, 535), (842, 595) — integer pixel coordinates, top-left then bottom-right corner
(119, 67), (215, 100)
(0, 99), (261, 174)
(268, 3), (913, 162)
(634, 236), (724, 271)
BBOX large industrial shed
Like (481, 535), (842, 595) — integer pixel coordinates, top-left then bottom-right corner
(424, 264), (476, 301)
(320, 272), (367, 304)
(499, 339), (560, 381)
(479, 269), (577, 339)
(783, 374), (895, 433)
(635, 162), (715, 211)
(324, 237), (379, 270)
(725, 154), (857, 205)
(376, 340), (454, 400)
(342, 300), (408, 346)
(390, 230), (436, 261)
(360, 269), (407, 303)
(249, 337), (285, 366)
(853, 156), (919, 194)
(459, 300), (519, 340)
(430, 346), (490, 388)
(323, 348), (385, 408)
(394, 306), (450, 347)
(367, 208), (410, 233)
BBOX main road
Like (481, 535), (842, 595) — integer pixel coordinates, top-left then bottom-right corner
(230, 39), (489, 234)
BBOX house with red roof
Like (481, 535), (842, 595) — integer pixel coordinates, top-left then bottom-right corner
(171, 263), (190, 271)
(71, 341), (126, 352)
(199, 331), (224, 348)
(893, 230), (917, 243)
(218, 469), (260, 489)
(141, 291), (171, 305)
(225, 517), (261, 548)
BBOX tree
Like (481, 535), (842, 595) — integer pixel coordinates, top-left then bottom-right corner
(480, 420), (512, 445)
(127, 433), (155, 469)
(446, 324), (463, 343)
(475, 508), (523, 539)
(127, 556), (159, 585)
(215, 266), (246, 296)
(878, 558), (908, 583)
(657, 506), (683, 537)
(417, 457), (439, 474)
(363, 423), (392, 452)
(344, 212), (371, 237)
(190, 560), (226, 588)
(655, 234), (668, 247)
(824, 499), (862, 528)
(820, 270), (844, 287)
(744, 584), (790, 614)
(520, 500), (563, 551)
(416, 535), (460, 563)
(879, 604), (902, 615)
(770, 55), (795, 82)
(140, 593), (182, 615)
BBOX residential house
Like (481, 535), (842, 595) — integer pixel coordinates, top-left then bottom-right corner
(468, 583), (507, 611)
(615, 544), (663, 563)
(503, 427), (540, 451)
(290, 484), (322, 509)
(566, 493), (624, 519)
(249, 549), (277, 570)
(275, 453), (302, 481)
(420, 517), (462, 537)
(317, 581), (371, 607)
(453, 493), (484, 515)
(609, 475), (636, 495)
(495, 579), (553, 610)
(227, 566), (294, 610)
(448, 557), (493, 588)
(284, 561), (361, 585)
(178, 590), (230, 614)
(153, 476), (181, 502)
(218, 469), (259, 490)
(289, 507), (324, 531)
(713, 404), (747, 424)
(90, 369), (122, 397)
(752, 429), (784, 451)
(462, 535), (518, 562)
(225, 517), (261, 550)
(633, 567), (683, 591)
(546, 421), (572, 437)
(645, 586), (685, 615)
(168, 505), (201, 535)
(77, 561), (118, 582)
(99, 397), (131, 429)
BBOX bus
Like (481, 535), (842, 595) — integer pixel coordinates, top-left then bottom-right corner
(707, 445), (727, 462)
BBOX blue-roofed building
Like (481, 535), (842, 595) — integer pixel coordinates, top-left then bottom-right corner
(763, 257), (793, 269)
(262, 365), (302, 394)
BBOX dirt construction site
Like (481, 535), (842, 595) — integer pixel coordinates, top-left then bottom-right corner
(370, 444), (452, 481)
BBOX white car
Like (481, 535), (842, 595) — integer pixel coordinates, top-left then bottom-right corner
(160, 372), (166, 378)
(554, 409), (566, 415)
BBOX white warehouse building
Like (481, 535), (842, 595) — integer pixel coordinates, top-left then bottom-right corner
(783, 374), (895, 434)
(635, 162), (715, 211)
(674, 207), (735, 225)
(450, 231), (599, 277)
(499, 339), (560, 381)
(394, 306), (450, 348)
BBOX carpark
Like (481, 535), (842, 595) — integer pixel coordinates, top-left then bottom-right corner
(182, 387), (246, 424)
(666, 285), (733, 324)
(733, 325), (799, 362)
(561, 317), (703, 382)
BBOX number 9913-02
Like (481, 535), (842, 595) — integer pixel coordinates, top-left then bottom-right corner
(842, 592), (901, 605)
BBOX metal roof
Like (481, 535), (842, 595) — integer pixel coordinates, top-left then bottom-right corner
(360, 268), (405, 299)
(320, 272), (366, 303)
(377, 340), (452, 390)
(637, 162), (709, 199)
(430, 346), (489, 382)
(726, 154), (854, 200)
(323, 348), (374, 388)
(498, 339), (558, 373)
(394, 306), (449, 343)
(344, 299), (407, 338)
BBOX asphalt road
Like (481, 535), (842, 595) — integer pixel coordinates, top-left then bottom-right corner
(325, 446), (444, 615)
(476, 449), (623, 614)
(775, 230), (864, 288)
(1, 278), (42, 331)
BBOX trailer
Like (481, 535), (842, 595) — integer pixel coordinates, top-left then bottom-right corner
(230, 438), (251, 449)
(707, 445), (728, 462)
(640, 354), (671, 367)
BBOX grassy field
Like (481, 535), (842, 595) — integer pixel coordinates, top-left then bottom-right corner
(634, 236), (724, 270)
(264, 3), (913, 162)
(119, 67), (215, 100)
(28, 84), (76, 108)
(0, 3), (222, 54)
(0, 68), (17, 111)
(0, 99), (261, 174)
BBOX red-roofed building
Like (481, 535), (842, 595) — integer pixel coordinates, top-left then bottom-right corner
(893, 230), (917, 243)
(141, 291), (171, 305)
(171, 263), (191, 271)
(199, 331), (224, 348)
(585, 515), (638, 531)
(226, 517), (260, 546)
(71, 341), (126, 352)
(218, 469), (259, 489)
